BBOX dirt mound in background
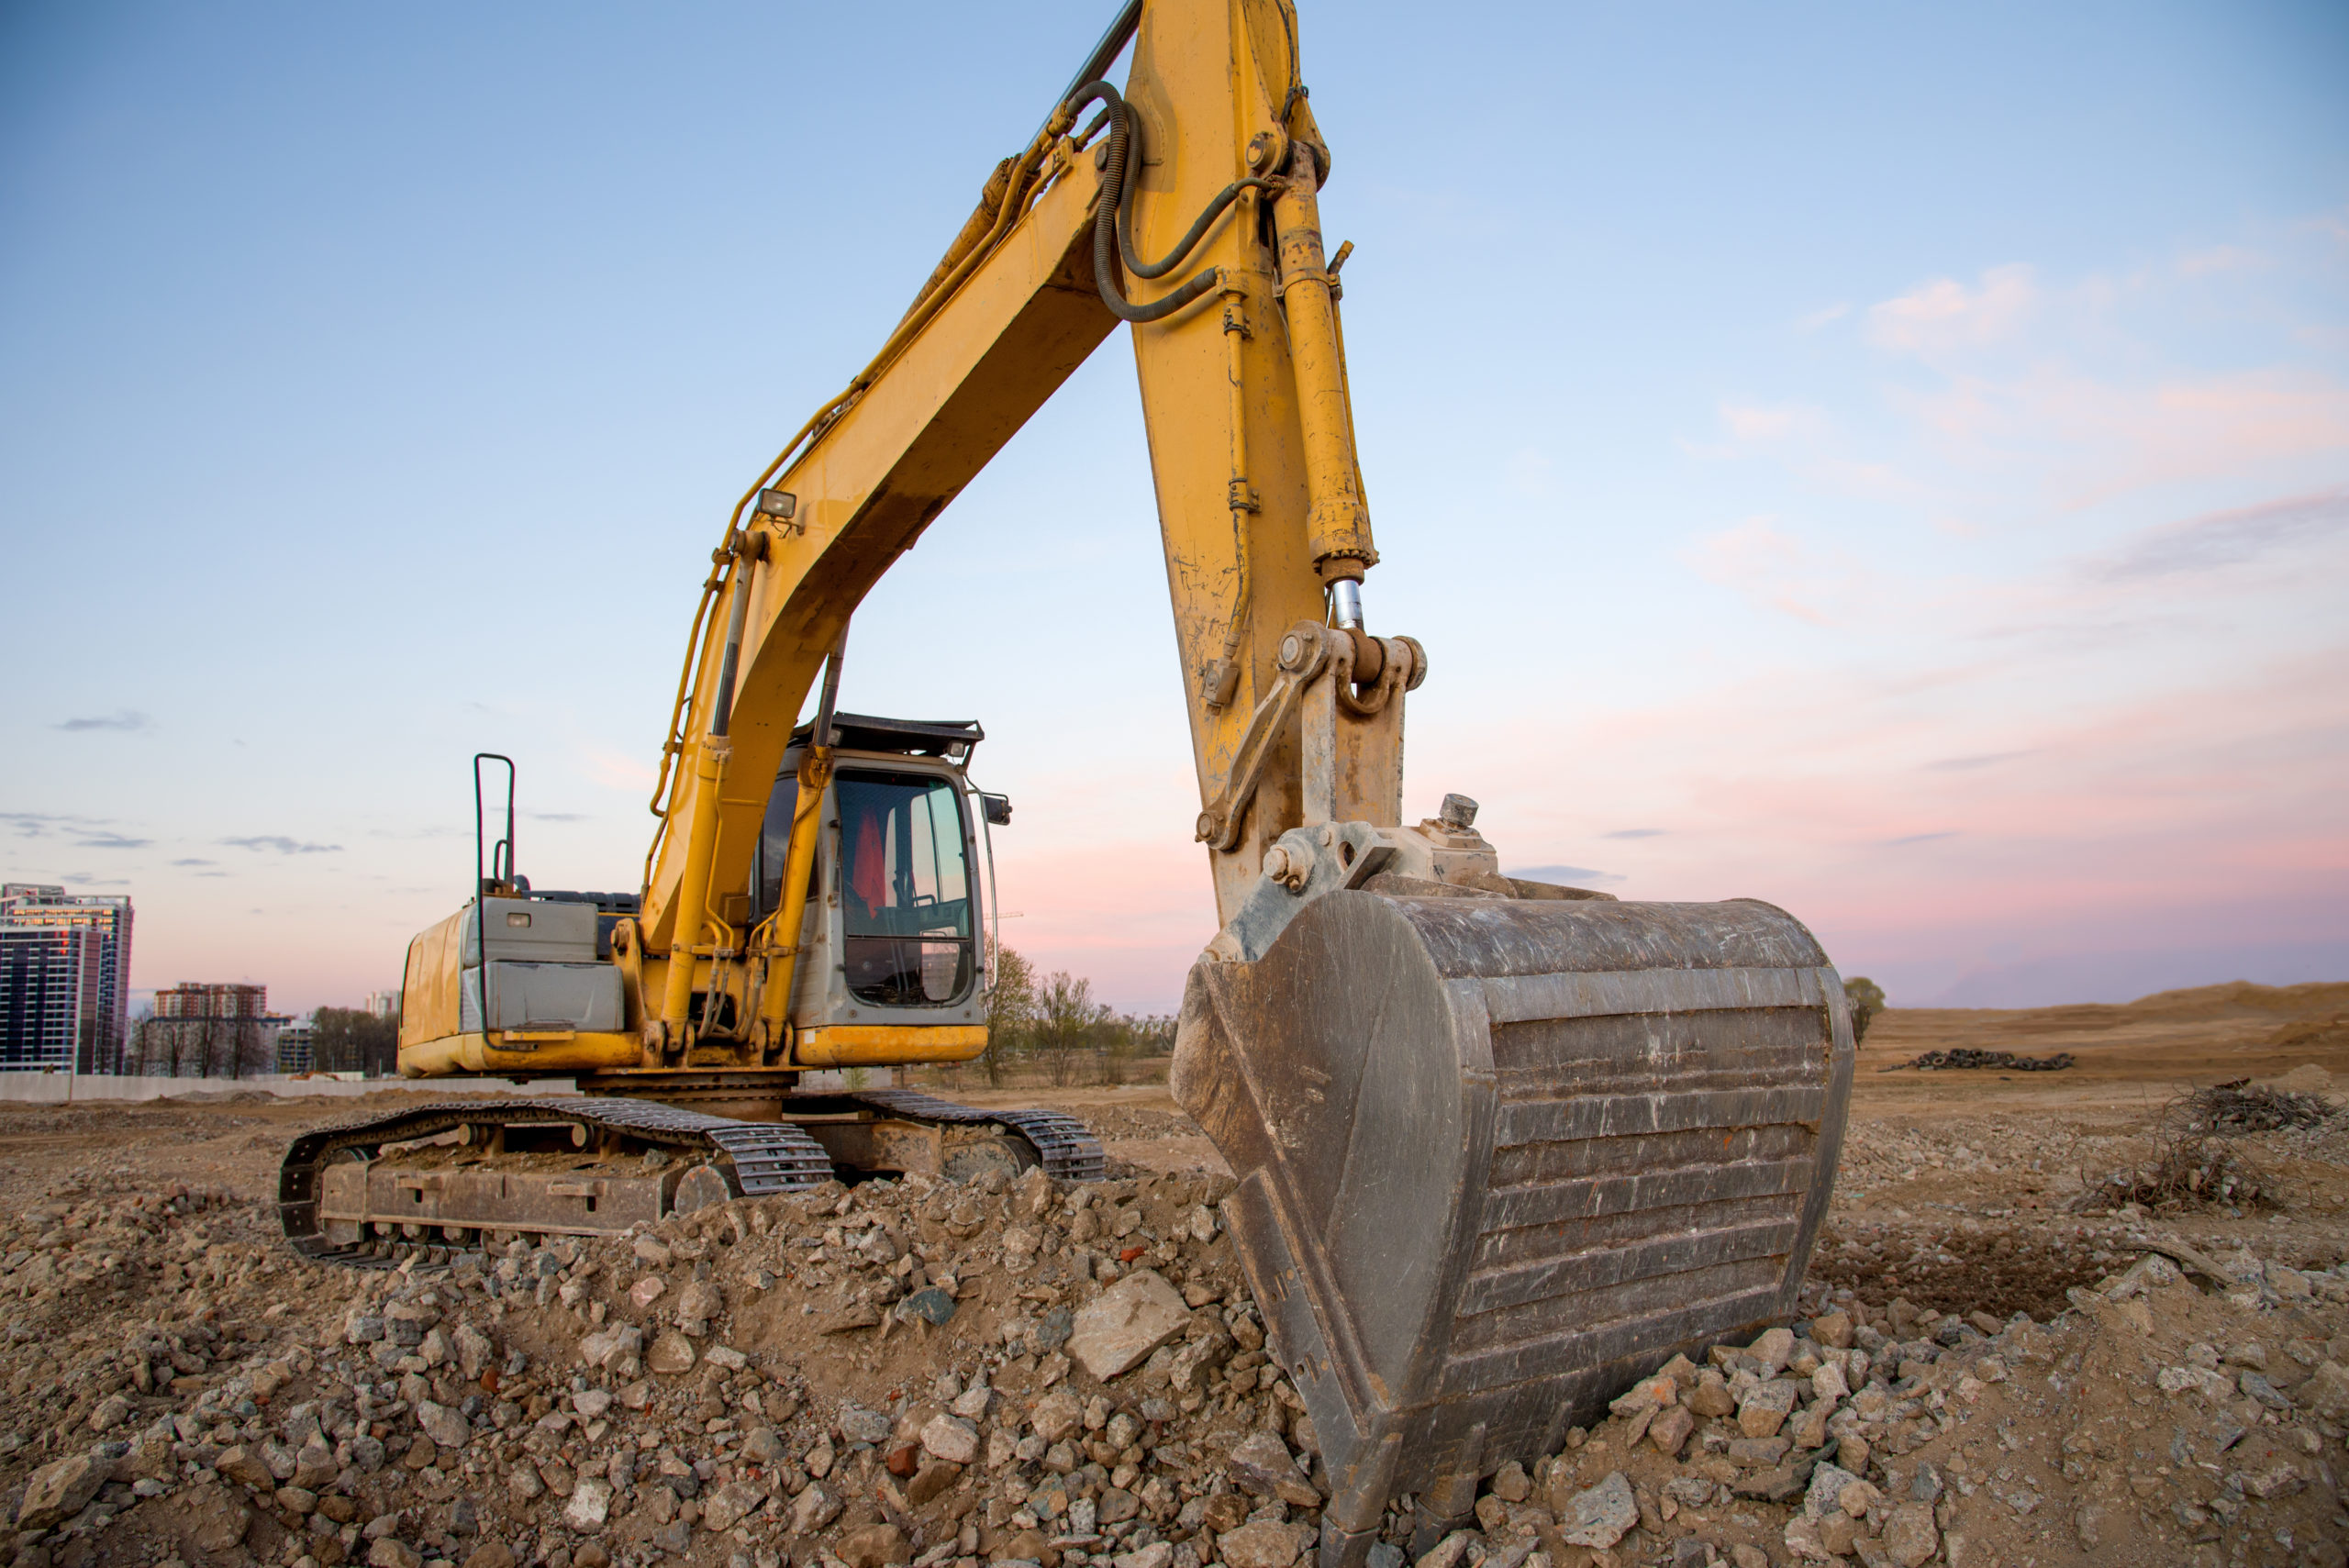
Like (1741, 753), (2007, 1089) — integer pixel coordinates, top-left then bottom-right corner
(2121, 980), (2349, 1019)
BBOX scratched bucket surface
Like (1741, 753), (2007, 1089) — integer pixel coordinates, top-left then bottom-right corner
(1172, 891), (1854, 1555)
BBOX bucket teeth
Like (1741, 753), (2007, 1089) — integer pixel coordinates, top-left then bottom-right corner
(1174, 890), (1854, 1536)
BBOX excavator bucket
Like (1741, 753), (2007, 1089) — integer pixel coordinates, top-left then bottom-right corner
(1173, 890), (1854, 1563)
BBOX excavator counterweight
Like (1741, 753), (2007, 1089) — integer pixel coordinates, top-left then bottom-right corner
(283, 2), (1855, 1555)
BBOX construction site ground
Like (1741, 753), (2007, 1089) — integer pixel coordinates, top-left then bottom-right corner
(3, 982), (2347, 1568)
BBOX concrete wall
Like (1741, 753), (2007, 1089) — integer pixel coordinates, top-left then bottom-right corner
(0, 1072), (580, 1103)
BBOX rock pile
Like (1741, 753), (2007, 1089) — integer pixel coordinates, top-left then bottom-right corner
(3, 1095), (2347, 1568)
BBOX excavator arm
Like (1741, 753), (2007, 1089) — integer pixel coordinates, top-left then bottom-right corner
(632, 0), (1402, 1041)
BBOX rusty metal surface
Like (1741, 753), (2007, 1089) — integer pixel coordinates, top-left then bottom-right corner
(1172, 891), (1854, 1561)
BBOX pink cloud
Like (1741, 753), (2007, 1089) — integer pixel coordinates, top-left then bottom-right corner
(1866, 264), (2038, 355)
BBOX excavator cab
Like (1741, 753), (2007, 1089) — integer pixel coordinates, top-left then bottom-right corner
(745, 713), (999, 1058)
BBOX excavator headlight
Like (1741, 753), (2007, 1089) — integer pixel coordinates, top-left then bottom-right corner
(754, 488), (797, 522)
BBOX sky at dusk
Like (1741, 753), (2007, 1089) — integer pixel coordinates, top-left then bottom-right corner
(3, 0), (2344, 1018)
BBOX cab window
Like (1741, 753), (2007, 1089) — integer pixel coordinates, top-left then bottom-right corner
(834, 770), (973, 1006)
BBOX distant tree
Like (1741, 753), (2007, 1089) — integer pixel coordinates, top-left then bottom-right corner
(1093, 1012), (1130, 1086)
(313, 1006), (399, 1076)
(983, 943), (1038, 1087)
(1094, 1011), (1176, 1085)
(130, 1013), (273, 1078)
(1843, 977), (1887, 1043)
(1035, 970), (1107, 1088)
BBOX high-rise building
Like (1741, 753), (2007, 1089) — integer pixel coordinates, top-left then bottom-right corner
(153, 982), (268, 1019)
(273, 1018), (316, 1073)
(134, 983), (286, 1078)
(0, 884), (134, 1073)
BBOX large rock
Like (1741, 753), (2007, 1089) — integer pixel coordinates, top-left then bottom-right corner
(2303, 1361), (2349, 1421)
(645, 1329), (696, 1375)
(790, 1484), (841, 1534)
(1609, 1373), (1677, 1416)
(677, 1279), (723, 1328)
(455, 1322), (495, 1380)
(1781, 1516), (1832, 1563)
(1030, 1391), (1085, 1443)
(16, 1454), (106, 1529)
(416, 1401), (471, 1449)
(839, 1405), (891, 1444)
(578, 1324), (641, 1369)
(837, 1523), (910, 1568)
(1687, 1371), (1737, 1418)
(1737, 1380), (1798, 1438)
(215, 1444), (275, 1488)
(921, 1413), (980, 1465)
(1882, 1501), (1940, 1568)
(1067, 1269), (1191, 1380)
(1560, 1472), (1640, 1550)
(1228, 1430), (1319, 1507)
(907, 1461), (962, 1507)
(1803, 1463), (1860, 1519)
(1216, 1520), (1304, 1568)
(1648, 1406), (1696, 1459)
(1416, 1530), (1475, 1568)
(699, 1481), (762, 1532)
(293, 1440), (338, 1490)
(563, 1477), (612, 1530)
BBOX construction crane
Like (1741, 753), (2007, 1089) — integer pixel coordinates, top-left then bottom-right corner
(277, 1), (1856, 1559)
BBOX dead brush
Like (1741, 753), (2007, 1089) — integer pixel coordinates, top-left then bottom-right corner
(2071, 1085), (2278, 1214)
(2182, 1077), (2334, 1135)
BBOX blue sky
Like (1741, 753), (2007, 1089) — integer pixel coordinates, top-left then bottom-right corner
(4, 0), (2344, 1015)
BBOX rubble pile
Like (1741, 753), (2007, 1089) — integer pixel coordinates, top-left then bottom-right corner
(2188, 1083), (2339, 1139)
(1, 1094), (2345, 1568)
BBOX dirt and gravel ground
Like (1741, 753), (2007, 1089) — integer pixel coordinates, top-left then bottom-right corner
(3, 983), (2346, 1568)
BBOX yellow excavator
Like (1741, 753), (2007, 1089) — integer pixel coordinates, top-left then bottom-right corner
(278, 0), (1855, 1554)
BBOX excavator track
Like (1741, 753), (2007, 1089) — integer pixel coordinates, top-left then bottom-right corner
(837, 1088), (1107, 1182)
(276, 1097), (836, 1265)
(277, 1091), (1105, 1266)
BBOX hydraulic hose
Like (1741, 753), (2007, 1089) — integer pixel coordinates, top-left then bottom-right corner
(1066, 80), (1275, 322)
